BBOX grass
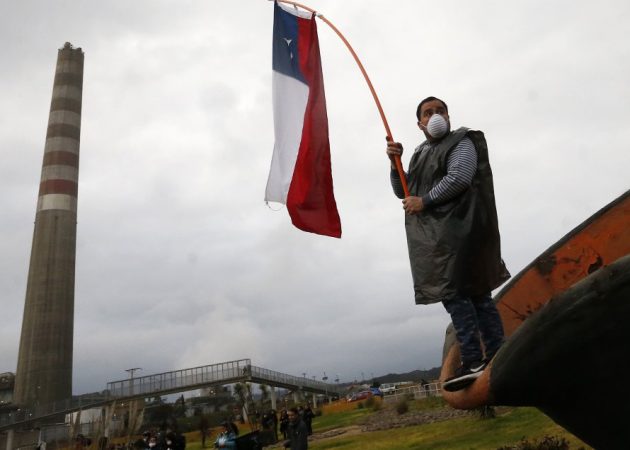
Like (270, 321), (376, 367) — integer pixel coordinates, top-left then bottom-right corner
(106, 399), (591, 450)
(308, 400), (592, 450)
(311, 407), (372, 432)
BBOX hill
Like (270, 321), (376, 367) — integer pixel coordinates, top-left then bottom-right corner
(373, 367), (441, 384)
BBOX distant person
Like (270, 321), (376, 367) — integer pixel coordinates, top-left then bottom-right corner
(260, 410), (278, 445)
(270, 408), (279, 441)
(199, 416), (209, 448)
(387, 96), (510, 392)
(420, 379), (431, 397)
(283, 408), (308, 450)
(214, 422), (236, 449)
(279, 409), (290, 440)
(262, 411), (272, 431)
(164, 432), (184, 450)
(302, 404), (315, 436)
(147, 436), (160, 450)
(228, 420), (239, 437)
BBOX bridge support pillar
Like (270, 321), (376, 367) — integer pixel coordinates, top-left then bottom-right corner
(270, 386), (277, 410)
(292, 391), (300, 404)
(103, 402), (116, 438)
(312, 393), (317, 406)
(5, 429), (14, 450)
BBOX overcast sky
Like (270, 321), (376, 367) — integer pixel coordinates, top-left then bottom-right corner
(1, 1), (628, 395)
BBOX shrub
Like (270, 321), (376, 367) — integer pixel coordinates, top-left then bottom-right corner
(356, 402), (365, 409)
(395, 399), (408, 415)
(364, 396), (376, 409)
(496, 435), (571, 450)
(475, 405), (496, 419)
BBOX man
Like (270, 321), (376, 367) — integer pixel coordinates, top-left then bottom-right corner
(302, 403), (314, 435)
(386, 96), (510, 392)
(198, 416), (209, 448)
(283, 407), (308, 450)
(213, 422), (236, 449)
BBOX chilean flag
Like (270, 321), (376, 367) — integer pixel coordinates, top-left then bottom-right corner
(265, 1), (342, 238)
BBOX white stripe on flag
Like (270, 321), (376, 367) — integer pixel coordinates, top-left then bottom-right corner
(265, 70), (310, 204)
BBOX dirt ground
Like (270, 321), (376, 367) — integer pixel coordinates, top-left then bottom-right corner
(267, 405), (478, 447)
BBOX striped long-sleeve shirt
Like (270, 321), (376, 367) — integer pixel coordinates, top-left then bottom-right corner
(390, 136), (478, 207)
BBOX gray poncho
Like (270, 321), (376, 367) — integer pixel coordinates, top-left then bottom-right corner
(402, 127), (510, 304)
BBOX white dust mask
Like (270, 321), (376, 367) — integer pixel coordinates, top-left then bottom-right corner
(426, 114), (448, 138)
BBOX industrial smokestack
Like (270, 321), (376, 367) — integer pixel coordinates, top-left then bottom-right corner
(14, 43), (84, 407)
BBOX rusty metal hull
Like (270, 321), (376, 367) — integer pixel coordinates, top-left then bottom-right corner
(495, 189), (630, 336)
(491, 255), (630, 448)
(440, 190), (630, 447)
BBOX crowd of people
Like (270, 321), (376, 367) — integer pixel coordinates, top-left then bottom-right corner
(71, 402), (317, 450)
(212, 403), (315, 449)
(135, 428), (186, 450)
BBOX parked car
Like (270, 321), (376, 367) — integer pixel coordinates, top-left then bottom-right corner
(380, 383), (396, 395)
(370, 387), (383, 397)
(347, 390), (372, 402)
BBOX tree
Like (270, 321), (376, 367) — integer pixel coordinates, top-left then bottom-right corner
(259, 384), (270, 410)
(233, 383), (249, 420)
(174, 394), (186, 418)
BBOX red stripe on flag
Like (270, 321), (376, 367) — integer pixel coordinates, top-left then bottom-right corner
(286, 15), (341, 238)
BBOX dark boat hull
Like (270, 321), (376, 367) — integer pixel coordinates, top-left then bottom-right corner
(440, 190), (630, 448)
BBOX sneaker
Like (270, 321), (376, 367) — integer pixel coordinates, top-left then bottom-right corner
(442, 360), (487, 392)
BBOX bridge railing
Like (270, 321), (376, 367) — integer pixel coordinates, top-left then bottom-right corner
(382, 382), (442, 402)
(250, 366), (341, 394)
(107, 359), (252, 397)
(0, 359), (345, 429)
(0, 393), (104, 427)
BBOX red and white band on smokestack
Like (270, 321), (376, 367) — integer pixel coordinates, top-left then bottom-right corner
(37, 42), (83, 214)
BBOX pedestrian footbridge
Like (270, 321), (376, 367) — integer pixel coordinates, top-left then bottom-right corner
(0, 359), (343, 432)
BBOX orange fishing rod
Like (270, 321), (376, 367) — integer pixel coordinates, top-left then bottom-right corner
(273, 0), (410, 197)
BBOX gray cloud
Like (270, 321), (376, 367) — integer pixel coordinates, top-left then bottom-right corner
(1, 0), (629, 395)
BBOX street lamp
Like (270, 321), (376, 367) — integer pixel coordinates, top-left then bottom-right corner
(125, 368), (142, 395)
(125, 367), (142, 377)
(125, 367), (142, 432)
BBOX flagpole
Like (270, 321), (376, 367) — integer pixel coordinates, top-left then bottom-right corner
(274, 0), (410, 197)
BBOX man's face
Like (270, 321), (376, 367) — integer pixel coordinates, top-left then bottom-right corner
(288, 411), (298, 423)
(418, 99), (449, 141)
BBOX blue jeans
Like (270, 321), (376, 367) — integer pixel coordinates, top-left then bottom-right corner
(443, 293), (505, 365)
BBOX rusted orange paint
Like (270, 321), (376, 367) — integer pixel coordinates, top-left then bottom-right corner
(498, 193), (630, 336)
